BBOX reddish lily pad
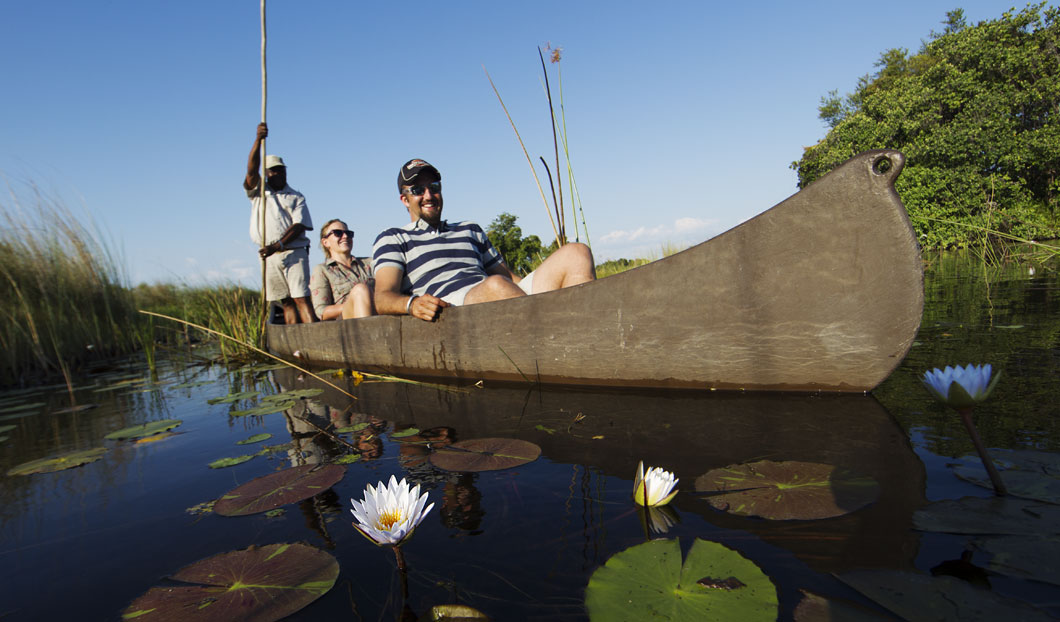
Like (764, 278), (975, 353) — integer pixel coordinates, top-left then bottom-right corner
(793, 590), (893, 621)
(7, 447), (108, 475)
(694, 460), (879, 520)
(105, 419), (182, 440)
(121, 542), (339, 622)
(214, 464), (346, 516)
(429, 438), (541, 472)
(914, 496), (1060, 535)
(975, 536), (1060, 587)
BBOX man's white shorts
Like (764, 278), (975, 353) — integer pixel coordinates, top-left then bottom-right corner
(264, 247), (312, 301)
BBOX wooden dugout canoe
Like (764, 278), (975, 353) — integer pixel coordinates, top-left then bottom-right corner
(267, 149), (924, 392)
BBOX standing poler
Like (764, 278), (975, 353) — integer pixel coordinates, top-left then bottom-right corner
(244, 122), (318, 324)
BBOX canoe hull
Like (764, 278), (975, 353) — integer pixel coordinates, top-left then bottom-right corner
(268, 150), (923, 391)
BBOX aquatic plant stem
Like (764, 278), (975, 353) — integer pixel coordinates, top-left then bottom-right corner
(483, 66), (561, 244)
(138, 310), (357, 400)
(957, 407), (1007, 496)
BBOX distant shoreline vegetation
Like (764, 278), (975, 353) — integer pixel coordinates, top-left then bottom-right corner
(0, 180), (260, 388)
(793, 5), (1060, 250)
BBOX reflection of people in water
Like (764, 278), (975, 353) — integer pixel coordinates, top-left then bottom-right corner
(352, 416), (388, 461)
(440, 472), (485, 534)
(284, 399), (337, 466)
(397, 426), (454, 486)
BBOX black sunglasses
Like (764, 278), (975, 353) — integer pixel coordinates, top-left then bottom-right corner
(326, 229), (354, 239)
(405, 181), (442, 197)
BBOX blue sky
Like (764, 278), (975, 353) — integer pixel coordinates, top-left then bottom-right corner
(0, 1), (1037, 286)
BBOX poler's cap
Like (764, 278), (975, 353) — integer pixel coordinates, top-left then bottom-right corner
(264, 155), (286, 169)
(397, 159), (439, 191)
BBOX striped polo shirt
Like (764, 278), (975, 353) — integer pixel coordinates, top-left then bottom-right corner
(372, 219), (503, 300)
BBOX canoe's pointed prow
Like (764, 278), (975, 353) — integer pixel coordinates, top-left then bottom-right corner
(268, 150), (924, 392)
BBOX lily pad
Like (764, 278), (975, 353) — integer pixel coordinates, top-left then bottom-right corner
(7, 447), (108, 475)
(121, 542), (339, 622)
(953, 464), (1060, 504)
(262, 389), (323, 402)
(391, 427), (421, 438)
(136, 432), (179, 444)
(208, 455), (256, 469)
(105, 419), (183, 440)
(585, 538), (777, 621)
(214, 464), (346, 516)
(207, 391), (259, 405)
(429, 438), (541, 472)
(332, 454), (361, 464)
(914, 496), (1060, 535)
(975, 536), (1060, 587)
(237, 433), (273, 445)
(428, 604), (490, 620)
(694, 460), (880, 520)
(336, 422), (369, 433)
(837, 569), (1054, 621)
(265, 508), (286, 518)
(230, 403), (294, 417)
(52, 404), (98, 415)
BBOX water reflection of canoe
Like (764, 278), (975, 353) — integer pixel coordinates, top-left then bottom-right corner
(267, 150), (923, 392)
(274, 370), (927, 573)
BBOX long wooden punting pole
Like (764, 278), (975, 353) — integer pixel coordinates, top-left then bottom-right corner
(258, 0), (268, 344)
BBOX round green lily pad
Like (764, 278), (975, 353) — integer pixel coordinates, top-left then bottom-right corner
(585, 538), (778, 621)
(332, 454), (361, 464)
(7, 447), (108, 475)
(428, 604), (490, 620)
(429, 438), (541, 472)
(214, 464), (346, 517)
(237, 433), (273, 445)
(105, 419), (182, 440)
(207, 391), (259, 405)
(208, 455), (256, 469)
(121, 542), (339, 622)
(336, 422), (369, 433)
(262, 389), (323, 402)
(391, 427), (421, 438)
(694, 460), (880, 520)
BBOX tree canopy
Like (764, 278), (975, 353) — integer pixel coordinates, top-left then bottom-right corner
(485, 212), (545, 276)
(792, 4), (1060, 248)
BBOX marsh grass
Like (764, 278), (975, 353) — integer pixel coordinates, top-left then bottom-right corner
(0, 181), (138, 386)
(131, 283), (262, 362)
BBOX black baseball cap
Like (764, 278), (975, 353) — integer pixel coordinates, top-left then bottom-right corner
(397, 159), (440, 192)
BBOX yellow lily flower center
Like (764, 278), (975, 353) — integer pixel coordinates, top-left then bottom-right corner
(376, 508), (404, 531)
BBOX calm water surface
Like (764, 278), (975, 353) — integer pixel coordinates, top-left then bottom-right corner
(1, 254), (1058, 621)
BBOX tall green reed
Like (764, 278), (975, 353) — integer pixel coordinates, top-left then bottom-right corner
(0, 179), (138, 387)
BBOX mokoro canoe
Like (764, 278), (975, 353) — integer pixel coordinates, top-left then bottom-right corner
(267, 149), (924, 392)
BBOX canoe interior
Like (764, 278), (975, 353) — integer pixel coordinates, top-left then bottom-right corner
(268, 150), (924, 392)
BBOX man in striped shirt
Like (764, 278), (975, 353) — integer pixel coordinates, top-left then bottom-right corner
(373, 159), (595, 321)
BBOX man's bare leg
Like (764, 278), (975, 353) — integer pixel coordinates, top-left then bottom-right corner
(281, 298), (299, 325)
(463, 275), (526, 305)
(527, 242), (595, 293)
(293, 297), (319, 323)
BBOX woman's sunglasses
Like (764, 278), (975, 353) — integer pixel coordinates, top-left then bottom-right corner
(326, 229), (354, 239)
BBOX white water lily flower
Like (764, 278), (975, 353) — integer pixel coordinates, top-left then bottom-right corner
(350, 475), (434, 546)
(922, 364), (1001, 408)
(633, 461), (679, 507)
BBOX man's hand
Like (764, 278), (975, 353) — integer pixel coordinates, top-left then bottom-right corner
(409, 294), (449, 321)
(259, 241), (282, 258)
(256, 123), (268, 141)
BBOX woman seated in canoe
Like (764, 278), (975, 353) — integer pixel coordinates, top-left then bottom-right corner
(309, 219), (375, 320)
